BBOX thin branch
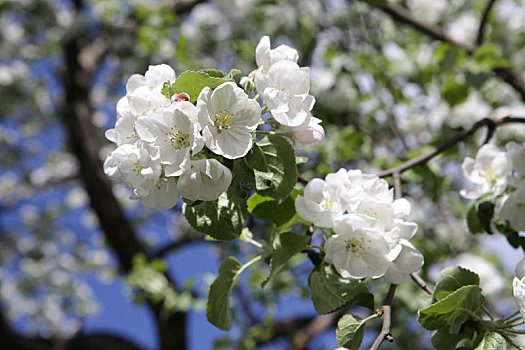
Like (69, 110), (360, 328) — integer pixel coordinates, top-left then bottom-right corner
(375, 2), (475, 52)
(290, 311), (345, 350)
(370, 284), (397, 350)
(377, 116), (525, 178)
(410, 272), (433, 295)
(150, 234), (208, 259)
(392, 171), (402, 200)
(168, 0), (206, 13)
(476, 0), (499, 45)
(365, 1), (525, 101)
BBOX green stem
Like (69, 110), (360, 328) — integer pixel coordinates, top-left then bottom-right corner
(481, 305), (495, 321)
(501, 310), (521, 323)
(307, 245), (323, 251)
(245, 238), (268, 250)
(261, 106), (268, 114)
(363, 312), (380, 323)
(255, 130), (275, 135)
(237, 255), (264, 276)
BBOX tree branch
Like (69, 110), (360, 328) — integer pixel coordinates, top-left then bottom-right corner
(476, 0), (499, 45)
(410, 272), (433, 295)
(290, 311), (345, 350)
(168, 0), (206, 13)
(377, 116), (525, 178)
(365, 1), (525, 101)
(61, 1), (189, 348)
(150, 234), (208, 259)
(370, 284), (397, 350)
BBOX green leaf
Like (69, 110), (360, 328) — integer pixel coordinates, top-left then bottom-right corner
(442, 78), (469, 107)
(467, 204), (483, 234)
(183, 190), (247, 241)
(473, 44), (511, 70)
(431, 327), (472, 350)
(336, 314), (367, 350)
(235, 134), (297, 199)
(247, 193), (296, 227)
(477, 199), (495, 234)
(475, 332), (518, 350)
(494, 217), (522, 250)
(433, 266), (480, 300)
(161, 70), (236, 102)
(308, 262), (371, 314)
(262, 232), (309, 287)
(206, 257), (242, 330)
(418, 285), (484, 334)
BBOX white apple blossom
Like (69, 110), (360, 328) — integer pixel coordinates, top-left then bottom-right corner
(103, 143), (160, 198)
(343, 169), (393, 209)
(384, 239), (424, 284)
(134, 172), (180, 209)
(177, 159), (232, 201)
(255, 36), (298, 72)
(295, 170), (350, 228)
(325, 215), (391, 279)
(513, 256), (525, 320)
(104, 97), (137, 146)
(460, 144), (512, 199)
(280, 115), (324, 148)
(126, 64), (176, 115)
(498, 182), (525, 231)
(255, 60), (315, 127)
(197, 82), (261, 159)
(135, 102), (204, 177)
(506, 141), (525, 175)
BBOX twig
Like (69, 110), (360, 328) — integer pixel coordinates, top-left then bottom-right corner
(476, 0), (499, 45)
(378, 116), (525, 178)
(149, 234), (208, 259)
(410, 272), (433, 295)
(291, 311), (345, 350)
(392, 171), (402, 200)
(364, 1), (525, 101)
(370, 284), (397, 350)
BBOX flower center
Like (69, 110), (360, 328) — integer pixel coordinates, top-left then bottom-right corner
(320, 194), (339, 212)
(361, 207), (379, 219)
(214, 109), (235, 133)
(200, 172), (212, 182)
(165, 127), (190, 149)
(132, 162), (144, 177)
(345, 236), (371, 256)
(485, 171), (497, 185)
(274, 83), (292, 99)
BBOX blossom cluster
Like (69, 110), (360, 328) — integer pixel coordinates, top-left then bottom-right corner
(103, 37), (324, 208)
(295, 169), (423, 283)
(460, 142), (525, 231)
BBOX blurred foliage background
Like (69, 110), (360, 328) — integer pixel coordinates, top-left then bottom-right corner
(1, 0), (524, 349)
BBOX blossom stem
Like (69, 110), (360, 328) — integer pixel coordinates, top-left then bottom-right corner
(377, 117), (525, 178)
(501, 310), (521, 323)
(261, 106), (268, 114)
(481, 305), (495, 321)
